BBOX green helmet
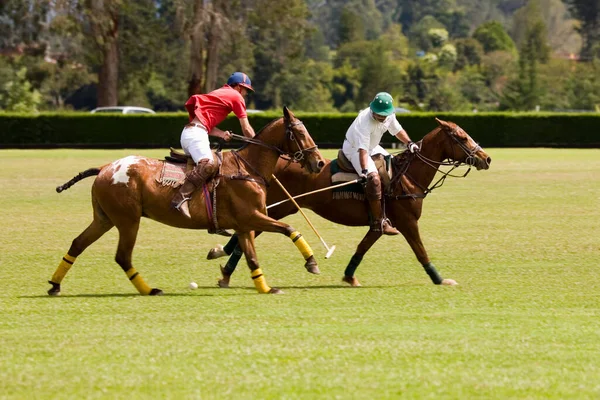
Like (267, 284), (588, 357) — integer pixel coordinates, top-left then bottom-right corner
(369, 92), (395, 116)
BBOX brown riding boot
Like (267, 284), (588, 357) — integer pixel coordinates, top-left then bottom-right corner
(368, 199), (400, 235)
(171, 159), (216, 218)
(365, 172), (400, 236)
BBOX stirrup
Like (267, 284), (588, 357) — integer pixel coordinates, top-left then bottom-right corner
(215, 229), (233, 237)
(172, 196), (191, 211)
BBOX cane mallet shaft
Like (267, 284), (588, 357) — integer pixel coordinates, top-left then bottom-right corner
(271, 175), (336, 258)
(267, 178), (361, 210)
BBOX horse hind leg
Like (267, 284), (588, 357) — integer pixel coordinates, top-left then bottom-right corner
(48, 200), (114, 296)
(114, 220), (162, 296)
(236, 231), (282, 294)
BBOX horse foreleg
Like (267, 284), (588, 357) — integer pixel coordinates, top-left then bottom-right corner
(217, 232), (262, 288)
(114, 221), (162, 295)
(48, 215), (113, 296)
(397, 220), (457, 286)
(247, 213), (319, 275)
(342, 230), (382, 287)
(236, 231), (282, 294)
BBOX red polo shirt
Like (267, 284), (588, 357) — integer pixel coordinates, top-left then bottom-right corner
(184, 85), (247, 132)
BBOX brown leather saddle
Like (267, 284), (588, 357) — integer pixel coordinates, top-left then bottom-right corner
(333, 149), (392, 192)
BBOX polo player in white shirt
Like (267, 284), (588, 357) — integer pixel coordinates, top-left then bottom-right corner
(342, 92), (420, 235)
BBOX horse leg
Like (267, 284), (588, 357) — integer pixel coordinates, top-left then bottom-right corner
(48, 201), (114, 296)
(206, 234), (239, 260)
(217, 232), (262, 288)
(246, 212), (319, 275)
(397, 219), (457, 286)
(341, 230), (382, 287)
(114, 220), (163, 295)
(236, 231), (282, 294)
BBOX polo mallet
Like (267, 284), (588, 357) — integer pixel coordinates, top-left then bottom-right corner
(267, 178), (363, 210)
(271, 175), (336, 258)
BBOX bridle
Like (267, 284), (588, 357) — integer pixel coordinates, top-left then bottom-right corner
(228, 118), (319, 185)
(230, 119), (318, 163)
(285, 120), (319, 162)
(388, 127), (482, 200)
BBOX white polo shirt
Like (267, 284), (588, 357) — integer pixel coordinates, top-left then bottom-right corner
(344, 107), (403, 152)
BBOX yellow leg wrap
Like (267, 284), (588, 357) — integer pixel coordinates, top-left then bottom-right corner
(51, 254), (76, 284)
(125, 268), (152, 295)
(289, 231), (313, 260)
(251, 268), (271, 294)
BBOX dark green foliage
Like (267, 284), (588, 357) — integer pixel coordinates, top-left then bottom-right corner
(473, 21), (516, 53)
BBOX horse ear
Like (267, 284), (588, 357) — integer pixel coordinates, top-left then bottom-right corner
(435, 117), (449, 127)
(283, 106), (293, 121)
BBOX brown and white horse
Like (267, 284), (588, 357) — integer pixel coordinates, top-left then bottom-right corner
(210, 118), (491, 287)
(49, 107), (326, 295)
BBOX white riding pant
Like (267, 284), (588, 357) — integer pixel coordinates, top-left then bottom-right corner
(342, 141), (389, 174)
(180, 124), (212, 164)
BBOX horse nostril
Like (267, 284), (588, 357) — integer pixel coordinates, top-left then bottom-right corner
(317, 161), (325, 168)
(486, 157), (492, 165)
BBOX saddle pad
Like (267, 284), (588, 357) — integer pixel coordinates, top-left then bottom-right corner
(156, 161), (186, 187)
(330, 160), (365, 201)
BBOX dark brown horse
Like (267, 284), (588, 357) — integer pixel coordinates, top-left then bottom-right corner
(209, 118), (491, 287)
(48, 107), (326, 296)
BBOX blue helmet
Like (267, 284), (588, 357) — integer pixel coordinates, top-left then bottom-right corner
(227, 72), (254, 91)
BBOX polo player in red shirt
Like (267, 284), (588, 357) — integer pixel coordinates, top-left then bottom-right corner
(171, 72), (256, 218)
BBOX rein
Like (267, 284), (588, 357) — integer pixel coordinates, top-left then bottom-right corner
(226, 119), (316, 186)
(387, 127), (477, 200)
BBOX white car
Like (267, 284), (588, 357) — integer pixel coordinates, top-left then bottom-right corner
(90, 106), (156, 114)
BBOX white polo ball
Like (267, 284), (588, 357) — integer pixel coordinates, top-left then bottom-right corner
(189, 282), (198, 290)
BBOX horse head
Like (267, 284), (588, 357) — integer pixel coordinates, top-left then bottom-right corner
(434, 118), (491, 170)
(280, 106), (325, 173)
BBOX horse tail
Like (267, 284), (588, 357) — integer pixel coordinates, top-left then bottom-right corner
(56, 167), (102, 193)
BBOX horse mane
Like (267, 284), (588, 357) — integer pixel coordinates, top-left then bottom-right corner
(236, 117), (282, 151)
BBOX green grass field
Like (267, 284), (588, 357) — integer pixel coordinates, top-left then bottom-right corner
(1, 148), (599, 399)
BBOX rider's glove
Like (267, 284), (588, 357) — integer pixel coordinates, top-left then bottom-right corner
(408, 141), (420, 153)
(359, 169), (369, 184)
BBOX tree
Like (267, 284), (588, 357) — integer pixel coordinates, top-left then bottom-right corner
(473, 21), (516, 53)
(248, 0), (311, 109)
(563, 0), (600, 59)
(511, 0), (551, 63)
(0, 66), (42, 111)
(454, 38), (484, 71)
(86, 0), (121, 107)
(500, 14), (549, 110)
(338, 7), (365, 44)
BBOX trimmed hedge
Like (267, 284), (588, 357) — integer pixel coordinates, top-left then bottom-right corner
(1, 111), (599, 148)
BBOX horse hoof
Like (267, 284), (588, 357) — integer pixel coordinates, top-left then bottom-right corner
(304, 256), (320, 275)
(149, 288), (164, 296)
(342, 276), (361, 287)
(441, 279), (458, 286)
(217, 279), (230, 288)
(206, 244), (227, 260)
(268, 288), (284, 294)
(47, 281), (61, 296)
(218, 266), (231, 288)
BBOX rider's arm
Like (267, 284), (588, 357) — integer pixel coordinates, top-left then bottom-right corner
(394, 129), (412, 145)
(238, 117), (256, 138)
(208, 127), (232, 141)
(359, 149), (369, 171)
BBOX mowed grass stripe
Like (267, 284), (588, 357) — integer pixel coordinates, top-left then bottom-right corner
(0, 148), (598, 399)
